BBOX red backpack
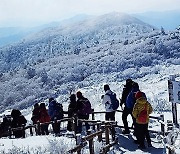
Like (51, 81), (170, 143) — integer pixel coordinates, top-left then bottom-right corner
(138, 104), (148, 124)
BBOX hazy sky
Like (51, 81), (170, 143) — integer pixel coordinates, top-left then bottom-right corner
(0, 0), (180, 27)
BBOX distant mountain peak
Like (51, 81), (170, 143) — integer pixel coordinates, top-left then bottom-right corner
(96, 12), (149, 25)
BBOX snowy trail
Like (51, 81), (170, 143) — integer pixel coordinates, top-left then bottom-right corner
(114, 129), (164, 154)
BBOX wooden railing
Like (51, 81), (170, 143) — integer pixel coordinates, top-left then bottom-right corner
(68, 122), (117, 154)
(1, 109), (165, 153)
(91, 109), (165, 136)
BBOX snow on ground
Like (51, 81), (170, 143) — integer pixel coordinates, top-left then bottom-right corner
(0, 72), (180, 153)
(0, 110), (174, 154)
(0, 135), (76, 153)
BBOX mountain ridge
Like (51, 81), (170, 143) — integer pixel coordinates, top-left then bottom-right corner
(0, 12), (179, 112)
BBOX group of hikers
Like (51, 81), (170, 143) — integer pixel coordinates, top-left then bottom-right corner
(0, 78), (153, 149)
(102, 79), (152, 149)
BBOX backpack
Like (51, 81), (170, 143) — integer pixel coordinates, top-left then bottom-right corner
(78, 98), (92, 115)
(54, 103), (64, 120)
(106, 93), (119, 110)
(138, 104), (148, 124)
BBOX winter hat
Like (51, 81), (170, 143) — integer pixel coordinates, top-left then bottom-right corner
(132, 82), (139, 89)
(70, 94), (76, 101)
(49, 97), (54, 103)
(104, 84), (110, 91)
(126, 79), (132, 85)
(34, 103), (39, 108)
(135, 91), (144, 100)
(76, 91), (83, 98)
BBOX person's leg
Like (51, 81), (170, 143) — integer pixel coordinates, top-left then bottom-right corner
(55, 122), (60, 134)
(110, 111), (115, 121)
(133, 121), (139, 143)
(131, 115), (136, 129)
(84, 115), (90, 130)
(77, 114), (84, 133)
(137, 124), (146, 149)
(122, 108), (130, 133)
(105, 112), (110, 121)
(145, 124), (152, 147)
(41, 125), (45, 135)
(67, 121), (72, 131)
(45, 124), (49, 135)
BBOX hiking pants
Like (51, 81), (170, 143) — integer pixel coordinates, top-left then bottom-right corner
(52, 122), (60, 134)
(135, 123), (151, 146)
(41, 124), (49, 135)
(105, 111), (115, 121)
(77, 114), (90, 133)
(122, 107), (135, 131)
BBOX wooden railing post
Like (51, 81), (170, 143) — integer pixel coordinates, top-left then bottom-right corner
(105, 123), (110, 151)
(8, 126), (12, 138)
(160, 114), (165, 136)
(30, 126), (33, 136)
(87, 130), (94, 154)
(74, 115), (78, 135)
(53, 118), (59, 134)
(111, 124), (115, 141)
(92, 109), (95, 120)
(37, 122), (41, 135)
(22, 124), (25, 138)
(97, 122), (102, 142)
(91, 109), (96, 130)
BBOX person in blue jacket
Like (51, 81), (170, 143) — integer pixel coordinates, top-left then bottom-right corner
(48, 98), (63, 135)
(122, 82), (139, 134)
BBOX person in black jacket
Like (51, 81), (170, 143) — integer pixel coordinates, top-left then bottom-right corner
(120, 79), (134, 134)
(76, 91), (92, 133)
(11, 109), (27, 138)
(67, 94), (77, 131)
(0, 115), (12, 137)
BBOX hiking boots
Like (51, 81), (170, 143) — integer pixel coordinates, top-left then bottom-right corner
(138, 144), (146, 149)
(148, 142), (152, 147)
(133, 140), (139, 144)
(122, 130), (130, 134)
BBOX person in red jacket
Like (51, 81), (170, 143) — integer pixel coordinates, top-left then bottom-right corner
(39, 103), (50, 135)
(31, 103), (40, 124)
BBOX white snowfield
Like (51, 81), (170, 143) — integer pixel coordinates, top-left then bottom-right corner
(0, 108), (180, 154)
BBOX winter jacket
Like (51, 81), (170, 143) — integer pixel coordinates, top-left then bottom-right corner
(120, 84), (132, 106)
(68, 100), (77, 117)
(11, 109), (27, 128)
(31, 107), (40, 124)
(132, 97), (153, 124)
(48, 100), (57, 119)
(102, 90), (114, 112)
(39, 108), (50, 123)
(11, 115), (27, 128)
(77, 97), (92, 116)
(48, 100), (63, 120)
(125, 86), (139, 109)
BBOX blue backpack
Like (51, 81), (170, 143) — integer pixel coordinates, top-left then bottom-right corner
(106, 93), (119, 110)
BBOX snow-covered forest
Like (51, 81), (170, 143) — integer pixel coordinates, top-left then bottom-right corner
(0, 12), (180, 112)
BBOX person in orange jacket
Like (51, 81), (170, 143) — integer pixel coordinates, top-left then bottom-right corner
(132, 91), (153, 149)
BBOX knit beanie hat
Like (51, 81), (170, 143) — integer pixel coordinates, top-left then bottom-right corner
(135, 91), (144, 100)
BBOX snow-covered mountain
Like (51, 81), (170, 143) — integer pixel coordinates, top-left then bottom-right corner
(0, 12), (156, 72)
(0, 12), (180, 112)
